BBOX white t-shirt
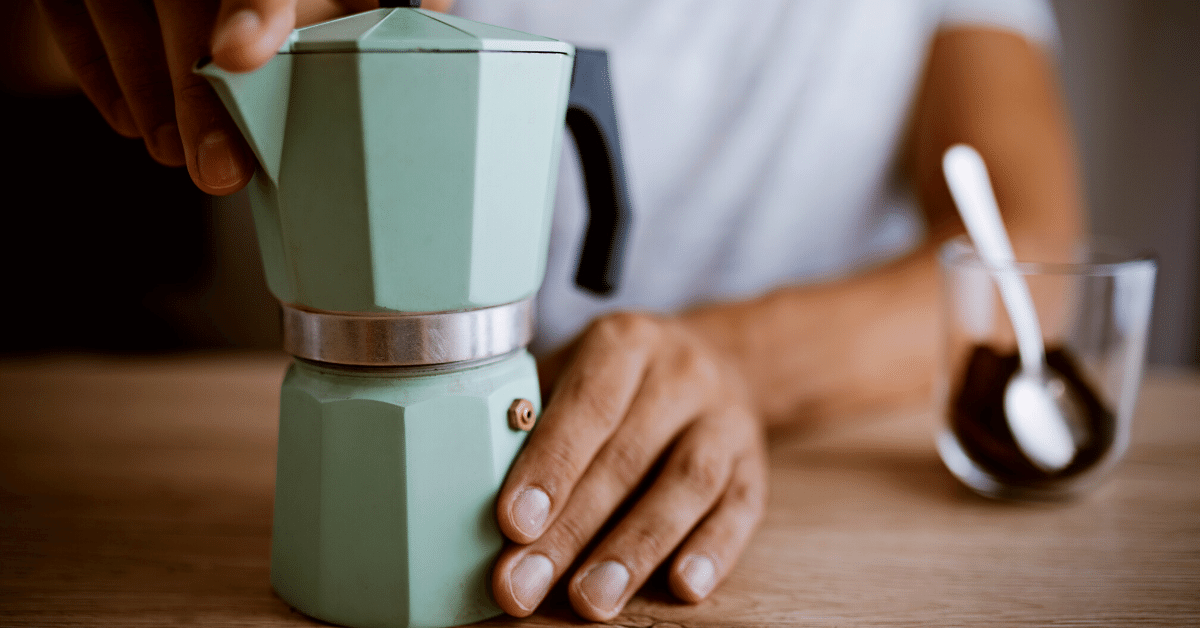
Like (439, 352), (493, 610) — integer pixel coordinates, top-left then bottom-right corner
(450, 0), (1057, 353)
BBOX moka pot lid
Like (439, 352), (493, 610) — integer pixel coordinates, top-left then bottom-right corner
(282, 4), (573, 55)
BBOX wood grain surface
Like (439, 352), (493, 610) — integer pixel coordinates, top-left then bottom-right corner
(1, 353), (1197, 626)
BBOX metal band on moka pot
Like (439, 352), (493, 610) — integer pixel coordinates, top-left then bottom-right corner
(281, 298), (536, 367)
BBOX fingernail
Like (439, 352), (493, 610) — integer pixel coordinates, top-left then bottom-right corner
(679, 554), (716, 599)
(577, 561), (629, 615)
(197, 129), (248, 190)
(153, 123), (185, 165)
(212, 8), (260, 57)
(512, 487), (550, 538)
(509, 553), (553, 612)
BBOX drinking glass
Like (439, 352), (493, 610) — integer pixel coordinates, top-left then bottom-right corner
(936, 236), (1156, 500)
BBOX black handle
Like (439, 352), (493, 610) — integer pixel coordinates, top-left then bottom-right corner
(378, 0), (421, 7)
(566, 48), (632, 296)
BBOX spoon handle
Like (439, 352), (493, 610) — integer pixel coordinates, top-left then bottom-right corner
(943, 144), (1046, 375)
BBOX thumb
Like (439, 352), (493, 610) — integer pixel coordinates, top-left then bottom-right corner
(210, 0), (299, 73)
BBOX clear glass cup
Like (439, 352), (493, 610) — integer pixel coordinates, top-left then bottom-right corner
(935, 236), (1157, 500)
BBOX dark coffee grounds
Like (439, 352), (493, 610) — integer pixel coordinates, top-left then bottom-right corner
(949, 344), (1116, 486)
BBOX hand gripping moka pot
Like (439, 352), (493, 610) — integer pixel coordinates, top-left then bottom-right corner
(195, 3), (631, 627)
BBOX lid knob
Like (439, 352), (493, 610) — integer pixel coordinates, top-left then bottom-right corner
(378, 0), (421, 6)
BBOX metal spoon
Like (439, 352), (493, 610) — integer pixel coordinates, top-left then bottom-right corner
(943, 144), (1086, 473)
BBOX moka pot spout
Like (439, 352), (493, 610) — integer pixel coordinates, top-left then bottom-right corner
(194, 55), (292, 188)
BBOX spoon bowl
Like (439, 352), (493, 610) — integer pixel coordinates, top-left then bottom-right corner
(1004, 369), (1089, 472)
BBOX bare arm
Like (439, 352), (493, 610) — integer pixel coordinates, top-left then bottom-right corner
(681, 26), (1085, 428)
(493, 26), (1087, 622)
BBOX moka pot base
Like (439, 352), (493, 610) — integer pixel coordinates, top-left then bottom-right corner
(271, 299), (539, 628)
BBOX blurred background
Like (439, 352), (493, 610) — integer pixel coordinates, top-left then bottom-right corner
(1, 0), (1197, 365)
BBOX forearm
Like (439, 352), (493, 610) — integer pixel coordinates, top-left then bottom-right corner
(683, 27), (1084, 429)
(681, 243), (942, 428)
(497, 23), (1087, 620)
(911, 27), (1084, 254)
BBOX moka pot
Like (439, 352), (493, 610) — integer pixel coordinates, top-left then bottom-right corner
(195, 3), (631, 627)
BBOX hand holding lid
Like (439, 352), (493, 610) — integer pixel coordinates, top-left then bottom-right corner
(38, 0), (469, 194)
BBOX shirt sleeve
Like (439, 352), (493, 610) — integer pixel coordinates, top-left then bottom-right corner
(940, 0), (1060, 52)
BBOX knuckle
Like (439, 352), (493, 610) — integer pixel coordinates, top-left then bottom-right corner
(176, 80), (231, 128)
(72, 50), (115, 84)
(548, 512), (592, 554)
(122, 75), (174, 111)
(726, 460), (769, 520)
(591, 312), (660, 347)
(725, 474), (762, 514)
(694, 354), (724, 389)
(550, 366), (627, 431)
(626, 518), (671, 563)
(666, 342), (701, 373)
(566, 383), (622, 430)
(672, 444), (728, 496)
(177, 80), (217, 108)
(597, 439), (650, 491)
(669, 343), (719, 386)
(726, 476), (753, 507)
(530, 443), (584, 493)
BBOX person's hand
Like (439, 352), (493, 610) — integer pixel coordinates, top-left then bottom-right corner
(492, 312), (769, 622)
(35, 0), (377, 195)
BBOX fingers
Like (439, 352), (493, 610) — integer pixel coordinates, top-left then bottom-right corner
(668, 446), (768, 603)
(153, 0), (255, 193)
(492, 358), (711, 616)
(39, 0), (302, 192)
(496, 314), (661, 546)
(37, 0), (138, 137)
(81, 0), (183, 166)
(493, 313), (765, 620)
(567, 411), (765, 621)
(211, 0), (299, 73)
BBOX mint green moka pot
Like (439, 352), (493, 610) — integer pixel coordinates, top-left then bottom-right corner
(196, 3), (631, 627)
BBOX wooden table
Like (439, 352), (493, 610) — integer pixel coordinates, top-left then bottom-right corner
(2, 353), (1197, 626)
